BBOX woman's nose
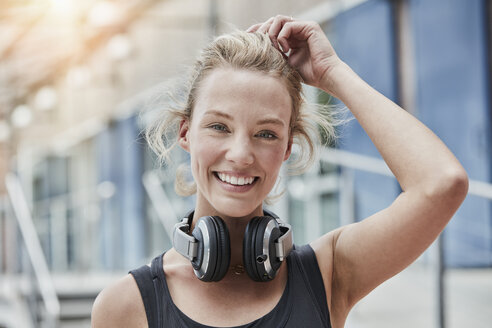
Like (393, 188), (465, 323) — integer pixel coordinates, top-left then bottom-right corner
(224, 135), (255, 166)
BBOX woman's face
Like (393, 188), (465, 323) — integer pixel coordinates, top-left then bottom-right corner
(179, 68), (293, 218)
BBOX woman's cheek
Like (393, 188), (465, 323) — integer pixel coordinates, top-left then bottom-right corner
(260, 142), (289, 162)
(192, 138), (222, 166)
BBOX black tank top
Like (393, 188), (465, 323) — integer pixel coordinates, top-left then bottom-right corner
(129, 244), (331, 328)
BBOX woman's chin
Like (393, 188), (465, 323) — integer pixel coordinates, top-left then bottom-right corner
(211, 201), (263, 219)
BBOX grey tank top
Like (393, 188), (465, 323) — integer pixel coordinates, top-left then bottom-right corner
(129, 244), (331, 328)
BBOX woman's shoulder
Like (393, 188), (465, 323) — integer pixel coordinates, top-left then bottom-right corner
(91, 273), (148, 328)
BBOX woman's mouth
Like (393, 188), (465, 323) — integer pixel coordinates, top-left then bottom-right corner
(214, 172), (258, 189)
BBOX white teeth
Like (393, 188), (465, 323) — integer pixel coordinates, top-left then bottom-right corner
(217, 173), (255, 186)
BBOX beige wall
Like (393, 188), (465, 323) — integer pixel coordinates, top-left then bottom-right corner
(221, 0), (325, 29)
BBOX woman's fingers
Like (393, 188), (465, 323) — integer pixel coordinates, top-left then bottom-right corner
(246, 17), (273, 33)
(247, 15), (295, 52)
(256, 16), (274, 33)
(277, 21), (310, 44)
(268, 15), (294, 51)
(246, 23), (262, 33)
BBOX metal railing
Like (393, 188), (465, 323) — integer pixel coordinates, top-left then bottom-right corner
(142, 170), (180, 241)
(320, 147), (492, 200)
(5, 172), (60, 327)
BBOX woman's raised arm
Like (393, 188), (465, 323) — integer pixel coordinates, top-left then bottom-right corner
(249, 16), (469, 326)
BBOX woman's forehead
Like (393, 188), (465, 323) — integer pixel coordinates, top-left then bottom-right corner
(193, 68), (292, 121)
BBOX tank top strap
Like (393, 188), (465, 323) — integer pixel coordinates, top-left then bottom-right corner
(131, 253), (187, 328)
(289, 244), (331, 326)
(129, 254), (164, 328)
(150, 254), (166, 328)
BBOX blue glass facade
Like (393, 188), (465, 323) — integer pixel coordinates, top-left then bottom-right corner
(330, 0), (400, 223)
(410, 0), (492, 266)
(96, 116), (146, 270)
(330, 0), (492, 267)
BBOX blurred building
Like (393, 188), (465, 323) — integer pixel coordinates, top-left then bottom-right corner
(0, 0), (490, 327)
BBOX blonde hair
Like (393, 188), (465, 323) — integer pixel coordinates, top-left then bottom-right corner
(145, 31), (341, 197)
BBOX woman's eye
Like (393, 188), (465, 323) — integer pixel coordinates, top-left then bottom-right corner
(257, 131), (277, 139)
(209, 123), (228, 132)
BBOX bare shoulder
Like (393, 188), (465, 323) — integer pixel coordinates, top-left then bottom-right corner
(91, 273), (147, 328)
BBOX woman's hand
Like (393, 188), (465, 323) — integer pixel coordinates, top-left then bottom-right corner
(247, 15), (344, 91)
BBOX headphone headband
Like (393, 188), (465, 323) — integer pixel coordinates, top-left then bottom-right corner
(173, 218), (198, 261)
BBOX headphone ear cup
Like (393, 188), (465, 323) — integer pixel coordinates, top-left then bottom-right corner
(209, 216), (231, 281)
(243, 217), (261, 281)
(191, 216), (230, 282)
(191, 217), (214, 281)
(243, 217), (281, 282)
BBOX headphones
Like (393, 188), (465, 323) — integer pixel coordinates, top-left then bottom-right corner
(173, 210), (293, 282)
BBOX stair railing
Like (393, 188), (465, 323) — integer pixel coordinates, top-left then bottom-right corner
(5, 172), (60, 327)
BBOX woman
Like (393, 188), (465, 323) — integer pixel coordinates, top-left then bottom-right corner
(91, 16), (468, 328)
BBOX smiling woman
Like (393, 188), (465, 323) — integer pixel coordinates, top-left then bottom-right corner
(179, 68), (294, 218)
(91, 16), (468, 328)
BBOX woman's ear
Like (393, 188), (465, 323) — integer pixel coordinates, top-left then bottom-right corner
(178, 119), (190, 152)
(283, 137), (293, 161)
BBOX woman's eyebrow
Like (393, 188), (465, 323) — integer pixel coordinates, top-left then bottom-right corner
(203, 110), (285, 127)
(256, 118), (285, 127)
(203, 109), (233, 120)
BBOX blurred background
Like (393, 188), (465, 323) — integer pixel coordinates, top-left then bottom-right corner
(0, 0), (491, 327)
